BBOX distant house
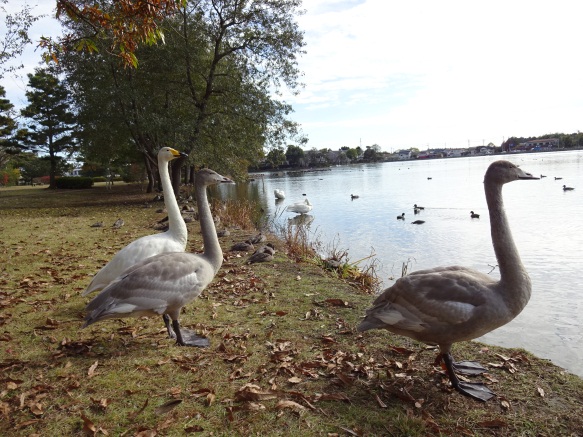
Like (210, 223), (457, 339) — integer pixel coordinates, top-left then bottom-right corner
(68, 168), (83, 176)
(396, 149), (412, 160)
(447, 148), (466, 157)
(517, 138), (559, 151)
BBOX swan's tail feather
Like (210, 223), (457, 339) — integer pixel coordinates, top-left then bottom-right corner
(356, 317), (386, 332)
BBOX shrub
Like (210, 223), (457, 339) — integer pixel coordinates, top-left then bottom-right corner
(55, 177), (94, 189)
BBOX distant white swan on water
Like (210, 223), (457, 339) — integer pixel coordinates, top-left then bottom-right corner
(286, 198), (313, 214)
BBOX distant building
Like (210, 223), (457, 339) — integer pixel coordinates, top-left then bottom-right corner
(516, 138), (559, 151)
(68, 168), (83, 176)
(396, 150), (412, 160)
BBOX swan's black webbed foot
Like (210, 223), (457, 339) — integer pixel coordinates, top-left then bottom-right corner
(454, 381), (496, 401)
(452, 360), (488, 375)
(441, 352), (496, 402)
(172, 319), (210, 348)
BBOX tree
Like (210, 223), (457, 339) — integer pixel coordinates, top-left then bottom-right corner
(16, 153), (50, 184)
(20, 68), (77, 188)
(266, 147), (286, 169)
(1, 1), (39, 77)
(0, 85), (19, 168)
(61, 0), (305, 193)
(345, 148), (358, 162)
(285, 144), (304, 167)
(46, 0), (184, 67)
(363, 145), (379, 162)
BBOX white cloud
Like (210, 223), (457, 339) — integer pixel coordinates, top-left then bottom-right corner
(2, 2), (62, 108)
(292, 0), (583, 150)
(3, 1), (582, 150)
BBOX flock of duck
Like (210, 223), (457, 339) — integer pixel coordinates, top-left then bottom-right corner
(82, 153), (540, 402)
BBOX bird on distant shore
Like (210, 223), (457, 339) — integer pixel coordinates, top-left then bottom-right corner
(411, 220), (425, 224)
(357, 161), (538, 401)
(414, 204), (425, 210)
(470, 211), (480, 219)
(249, 232), (267, 245)
(351, 194), (359, 199)
(112, 218), (124, 229)
(540, 174), (547, 178)
(555, 177), (563, 180)
(563, 185), (575, 191)
(248, 243), (276, 264)
(231, 240), (254, 252)
(90, 222), (103, 228)
(83, 148), (188, 296)
(397, 213), (405, 220)
(274, 189), (285, 199)
(84, 168), (234, 347)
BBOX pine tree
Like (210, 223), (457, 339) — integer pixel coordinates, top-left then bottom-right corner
(20, 68), (76, 188)
(0, 84), (18, 169)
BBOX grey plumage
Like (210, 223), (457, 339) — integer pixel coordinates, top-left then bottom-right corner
(358, 161), (538, 401)
(84, 168), (234, 347)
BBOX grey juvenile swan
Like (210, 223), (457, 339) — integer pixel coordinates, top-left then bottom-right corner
(84, 168), (233, 347)
(83, 147), (188, 296)
(357, 161), (538, 401)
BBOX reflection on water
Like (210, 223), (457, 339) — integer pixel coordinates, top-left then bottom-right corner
(216, 151), (583, 377)
(288, 214), (314, 227)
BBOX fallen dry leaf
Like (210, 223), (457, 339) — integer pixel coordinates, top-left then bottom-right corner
(87, 361), (99, 378)
(29, 402), (43, 416)
(234, 384), (278, 402)
(537, 386), (545, 397)
(128, 398), (149, 419)
(276, 400), (306, 412)
(80, 412), (97, 435)
(478, 419), (508, 428)
(154, 399), (182, 415)
(374, 393), (387, 408)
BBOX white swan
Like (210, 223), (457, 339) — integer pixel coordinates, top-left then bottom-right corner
(357, 161), (538, 401)
(84, 169), (233, 347)
(83, 147), (188, 296)
(286, 198), (312, 214)
(274, 189), (285, 199)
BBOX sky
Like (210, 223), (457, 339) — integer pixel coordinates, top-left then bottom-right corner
(3, 0), (583, 152)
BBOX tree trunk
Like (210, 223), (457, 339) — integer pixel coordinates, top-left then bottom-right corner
(143, 153), (155, 193)
(49, 150), (57, 189)
(188, 165), (195, 185)
(171, 155), (186, 196)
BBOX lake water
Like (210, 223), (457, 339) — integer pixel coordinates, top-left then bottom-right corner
(217, 151), (583, 377)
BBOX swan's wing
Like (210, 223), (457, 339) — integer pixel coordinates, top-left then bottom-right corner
(84, 252), (212, 326)
(83, 232), (186, 296)
(358, 267), (495, 334)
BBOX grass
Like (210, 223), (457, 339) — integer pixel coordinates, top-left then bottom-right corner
(1, 183), (582, 436)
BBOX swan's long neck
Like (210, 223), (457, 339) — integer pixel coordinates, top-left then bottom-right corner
(196, 180), (222, 273)
(485, 182), (531, 314)
(159, 157), (187, 245)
